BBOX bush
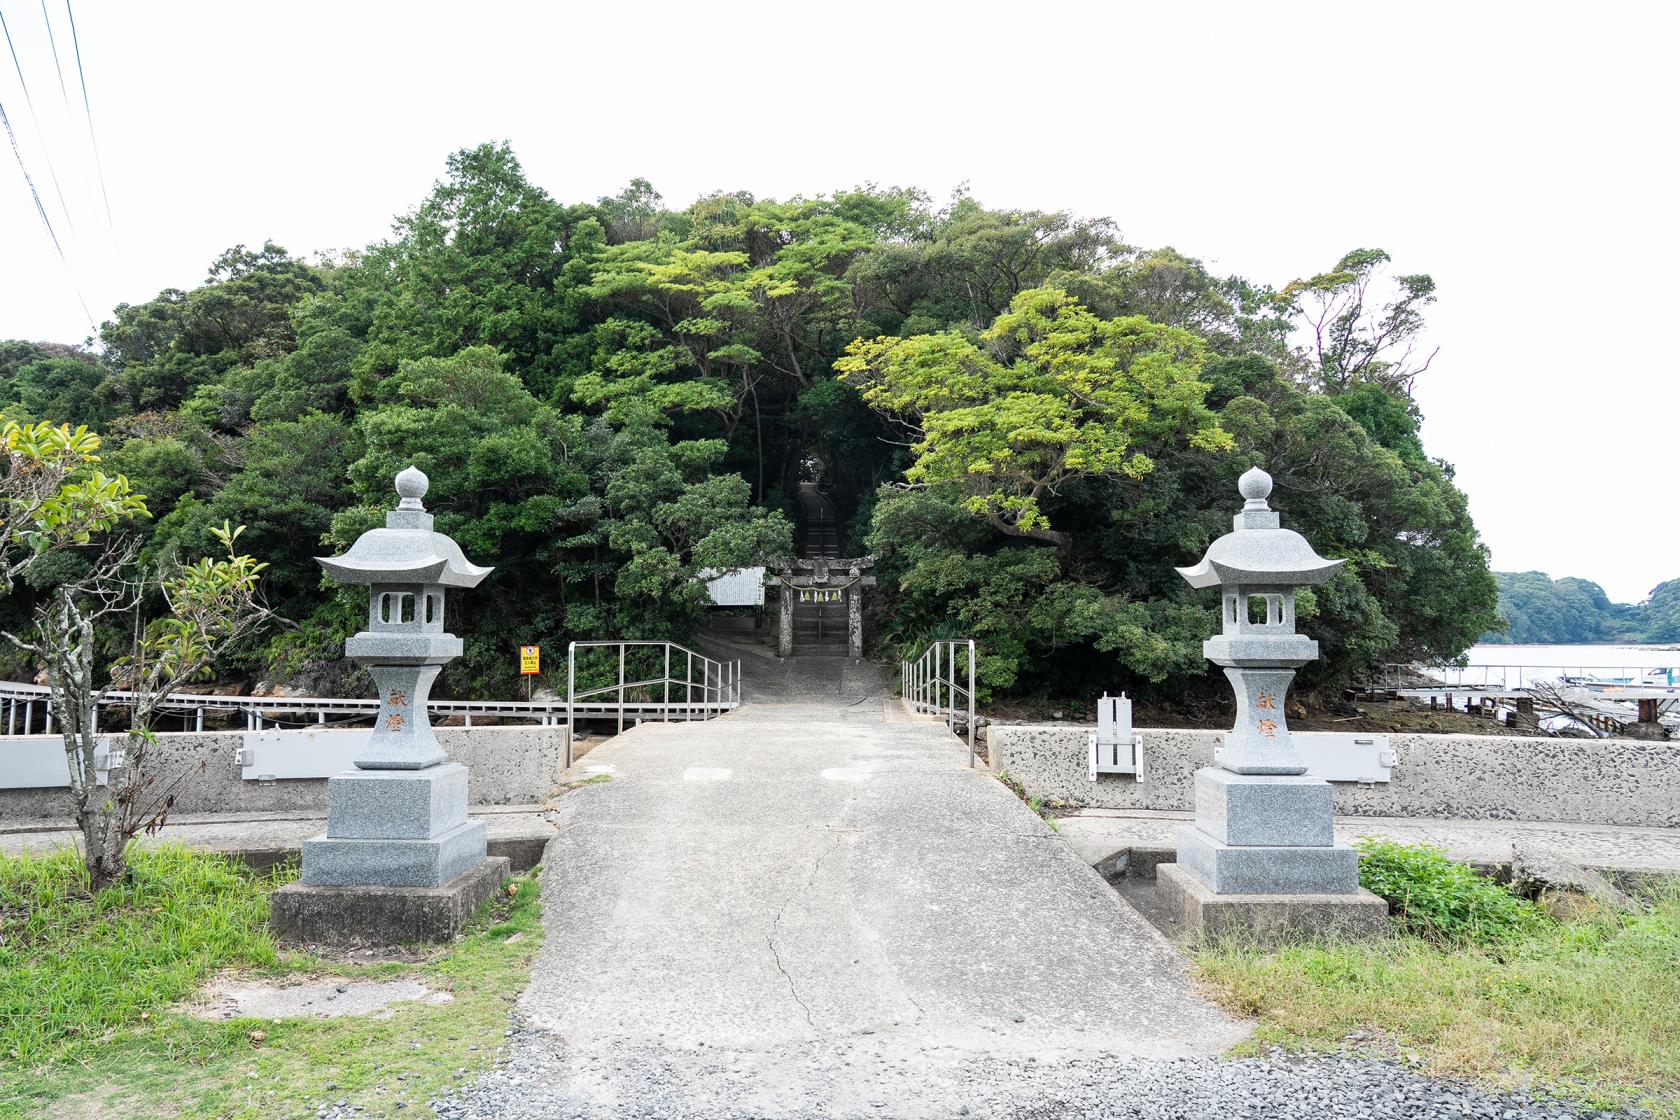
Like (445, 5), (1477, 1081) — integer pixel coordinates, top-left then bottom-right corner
(1355, 838), (1543, 945)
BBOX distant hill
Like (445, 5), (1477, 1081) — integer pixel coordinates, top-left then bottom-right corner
(1486, 573), (1680, 644)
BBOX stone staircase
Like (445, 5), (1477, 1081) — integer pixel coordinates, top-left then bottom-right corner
(796, 482), (842, 560)
(791, 598), (848, 655)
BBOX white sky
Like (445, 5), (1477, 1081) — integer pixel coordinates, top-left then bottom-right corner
(1, 1), (1675, 602)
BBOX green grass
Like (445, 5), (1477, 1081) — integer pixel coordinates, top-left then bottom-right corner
(0, 845), (544, 1120)
(0, 845), (282, 1066)
(1195, 891), (1680, 1117)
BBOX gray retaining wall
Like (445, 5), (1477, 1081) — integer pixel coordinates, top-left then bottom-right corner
(0, 725), (569, 823)
(992, 725), (1680, 828)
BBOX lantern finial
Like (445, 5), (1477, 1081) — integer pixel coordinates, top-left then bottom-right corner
(396, 465), (429, 510)
(1238, 466), (1272, 506)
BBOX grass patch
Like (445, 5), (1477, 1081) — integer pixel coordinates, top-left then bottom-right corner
(0, 845), (282, 1066)
(0, 845), (544, 1120)
(1196, 877), (1680, 1116)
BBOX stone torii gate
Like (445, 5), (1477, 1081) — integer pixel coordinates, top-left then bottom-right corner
(772, 556), (876, 659)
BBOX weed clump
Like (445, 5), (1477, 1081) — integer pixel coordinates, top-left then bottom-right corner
(1355, 838), (1542, 945)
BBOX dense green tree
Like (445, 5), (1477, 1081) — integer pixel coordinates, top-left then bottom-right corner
(0, 145), (1502, 705)
(344, 143), (582, 401)
(103, 243), (326, 412)
(839, 286), (1231, 551)
(4, 356), (121, 427)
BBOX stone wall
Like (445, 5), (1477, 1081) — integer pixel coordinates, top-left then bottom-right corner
(0, 725), (569, 823)
(991, 724), (1680, 828)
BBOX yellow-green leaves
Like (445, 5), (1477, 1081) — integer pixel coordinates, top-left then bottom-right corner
(140, 521), (269, 684)
(4, 419), (104, 462)
(31, 471), (149, 550)
(839, 287), (1231, 542)
(2, 420), (149, 562)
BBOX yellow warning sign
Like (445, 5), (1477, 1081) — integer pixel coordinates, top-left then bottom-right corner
(519, 645), (540, 675)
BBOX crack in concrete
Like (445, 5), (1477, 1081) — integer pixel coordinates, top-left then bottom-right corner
(767, 829), (846, 1029)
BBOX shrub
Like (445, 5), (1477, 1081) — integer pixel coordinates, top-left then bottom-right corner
(1355, 838), (1543, 945)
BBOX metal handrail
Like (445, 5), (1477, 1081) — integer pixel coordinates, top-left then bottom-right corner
(566, 639), (741, 765)
(901, 638), (979, 768)
(0, 680), (581, 736)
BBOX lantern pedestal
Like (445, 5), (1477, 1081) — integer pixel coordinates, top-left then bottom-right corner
(271, 856), (512, 946)
(300, 763), (488, 887)
(1156, 862), (1388, 945)
(1159, 766), (1383, 943)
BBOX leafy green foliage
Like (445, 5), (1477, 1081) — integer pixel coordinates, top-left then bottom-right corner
(0, 143), (1495, 705)
(0, 421), (147, 581)
(840, 287), (1231, 542)
(131, 522), (268, 685)
(1355, 839), (1542, 945)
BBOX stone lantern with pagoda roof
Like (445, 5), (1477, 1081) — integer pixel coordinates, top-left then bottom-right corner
(271, 466), (511, 943)
(1156, 467), (1387, 943)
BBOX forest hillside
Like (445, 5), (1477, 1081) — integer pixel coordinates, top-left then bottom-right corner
(0, 144), (1499, 701)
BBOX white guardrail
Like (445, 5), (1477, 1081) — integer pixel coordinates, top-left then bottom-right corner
(1, 638), (744, 785)
(902, 638), (980, 768)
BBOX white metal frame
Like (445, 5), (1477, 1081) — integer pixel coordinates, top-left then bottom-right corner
(566, 640), (741, 766)
(901, 638), (979, 768)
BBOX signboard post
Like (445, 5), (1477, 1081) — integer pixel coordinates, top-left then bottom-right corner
(520, 645), (540, 700)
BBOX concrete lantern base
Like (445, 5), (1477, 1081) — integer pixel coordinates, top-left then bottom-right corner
(301, 761), (489, 888)
(271, 856), (511, 944)
(1156, 862), (1388, 946)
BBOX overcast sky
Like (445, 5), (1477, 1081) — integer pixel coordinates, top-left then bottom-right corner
(1, 1), (1674, 602)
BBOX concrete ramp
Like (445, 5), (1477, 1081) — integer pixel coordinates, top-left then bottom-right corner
(446, 704), (1246, 1117)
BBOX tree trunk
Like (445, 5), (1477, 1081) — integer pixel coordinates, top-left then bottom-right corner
(52, 596), (128, 892)
(749, 380), (765, 503)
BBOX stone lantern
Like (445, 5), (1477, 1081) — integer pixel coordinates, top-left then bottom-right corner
(272, 466), (510, 943)
(1175, 466), (1343, 776)
(1157, 467), (1386, 942)
(316, 466), (491, 771)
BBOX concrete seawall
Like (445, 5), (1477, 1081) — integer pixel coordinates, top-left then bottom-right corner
(992, 724), (1680, 828)
(0, 725), (569, 822)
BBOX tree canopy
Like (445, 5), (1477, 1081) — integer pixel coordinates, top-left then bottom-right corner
(0, 142), (1500, 701)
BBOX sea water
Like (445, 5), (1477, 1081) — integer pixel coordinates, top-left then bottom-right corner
(1449, 644), (1680, 689)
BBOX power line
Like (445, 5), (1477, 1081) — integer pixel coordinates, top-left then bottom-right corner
(0, 8), (76, 234)
(63, 0), (111, 246)
(0, 94), (94, 330)
(39, 0), (67, 107)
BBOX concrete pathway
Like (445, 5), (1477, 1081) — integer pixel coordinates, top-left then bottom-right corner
(443, 703), (1246, 1117)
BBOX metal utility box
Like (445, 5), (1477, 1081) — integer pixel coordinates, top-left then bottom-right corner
(1215, 732), (1395, 783)
(0, 736), (112, 789)
(1088, 693), (1145, 780)
(238, 729), (372, 781)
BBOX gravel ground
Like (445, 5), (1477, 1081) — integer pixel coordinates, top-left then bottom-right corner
(422, 1023), (1646, 1120)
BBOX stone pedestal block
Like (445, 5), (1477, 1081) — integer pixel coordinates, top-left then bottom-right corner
(1193, 768), (1333, 847)
(1156, 862), (1388, 945)
(303, 818), (487, 888)
(1174, 825), (1361, 895)
(272, 856), (511, 944)
(326, 763), (468, 839)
